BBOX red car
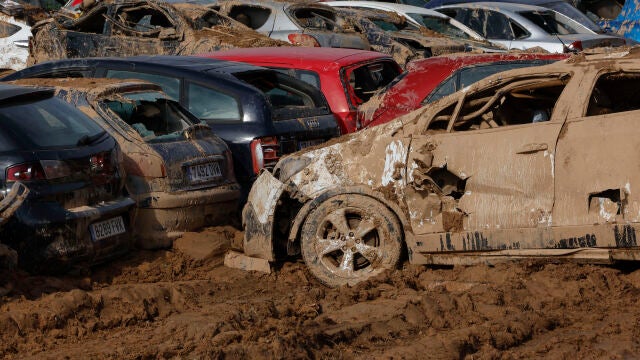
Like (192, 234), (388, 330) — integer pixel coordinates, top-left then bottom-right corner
(361, 53), (569, 128)
(200, 47), (402, 134)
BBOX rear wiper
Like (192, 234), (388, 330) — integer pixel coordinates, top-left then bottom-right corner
(77, 130), (107, 146)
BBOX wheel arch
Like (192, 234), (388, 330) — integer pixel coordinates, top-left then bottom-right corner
(283, 185), (414, 255)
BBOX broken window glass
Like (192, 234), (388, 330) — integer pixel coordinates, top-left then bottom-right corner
(105, 70), (180, 100)
(291, 8), (339, 31)
(112, 6), (175, 38)
(187, 82), (241, 122)
(586, 72), (640, 116)
(71, 6), (107, 34)
(345, 61), (402, 107)
(427, 75), (570, 132)
(104, 91), (193, 143)
(227, 5), (270, 30)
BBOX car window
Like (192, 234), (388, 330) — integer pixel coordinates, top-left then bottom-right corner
(103, 91), (197, 143)
(290, 7), (339, 31)
(269, 68), (321, 89)
(408, 14), (470, 40)
(105, 70), (180, 100)
(483, 9), (515, 40)
(425, 61), (562, 104)
(0, 94), (104, 148)
(227, 5), (270, 29)
(519, 10), (581, 35)
(111, 5), (176, 38)
(426, 75), (570, 132)
(0, 19), (20, 38)
(187, 82), (241, 122)
(233, 70), (328, 120)
(586, 72), (640, 117)
(69, 5), (108, 34)
(344, 61), (402, 107)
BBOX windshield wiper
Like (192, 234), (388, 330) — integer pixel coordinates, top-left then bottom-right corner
(77, 130), (107, 146)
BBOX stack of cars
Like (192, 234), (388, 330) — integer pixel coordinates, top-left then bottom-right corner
(1, 0), (639, 286)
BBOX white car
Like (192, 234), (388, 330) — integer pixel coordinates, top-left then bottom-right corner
(435, 2), (627, 53)
(0, 13), (30, 70)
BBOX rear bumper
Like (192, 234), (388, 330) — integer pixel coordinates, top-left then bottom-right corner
(6, 196), (136, 271)
(132, 185), (241, 248)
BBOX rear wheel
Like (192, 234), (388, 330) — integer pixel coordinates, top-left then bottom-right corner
(300, 194), (403, 287)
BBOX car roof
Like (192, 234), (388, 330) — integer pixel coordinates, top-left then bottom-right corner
(406, 52), (568, 73)
(203, 47), (395, 68)
(426, 0), (564, 7)
(437, 2), (550, 12)
(0, 83), (52, 103)
(325, 1), (448, 18)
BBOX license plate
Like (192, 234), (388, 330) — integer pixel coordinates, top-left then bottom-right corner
(298, 139), (324, 150)
(90, 216), (126, 241)
(188, 162), (222, 183)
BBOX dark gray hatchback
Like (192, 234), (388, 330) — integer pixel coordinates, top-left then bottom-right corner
(0, 84), (135, 272)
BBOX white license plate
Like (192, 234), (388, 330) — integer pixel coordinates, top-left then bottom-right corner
(298, 139), (324, 150)
(188, 162), (222, 183)
(90, 216), (126, 241)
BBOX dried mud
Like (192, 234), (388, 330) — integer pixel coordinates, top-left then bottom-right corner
(1, 226), (640, 359)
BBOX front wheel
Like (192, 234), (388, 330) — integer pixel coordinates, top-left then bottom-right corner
(300, 194), (403, 287)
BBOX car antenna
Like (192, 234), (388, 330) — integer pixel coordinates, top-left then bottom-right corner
(554, 33), (574, 53)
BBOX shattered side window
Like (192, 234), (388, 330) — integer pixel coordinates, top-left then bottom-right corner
(186, 82), (241, 122)
(586, 72), (640, 116)
(0, 19), (20, 38)
(72, 6), (108, 34)
(105, 70), (180, 101)
(111, 6), (176, 38)
(103, 91), (194, 143)
(291, 8), (339, 31)
(344, 61), (402, 107)
(227, 5), (270, 30)
(445, 76), (570, 132)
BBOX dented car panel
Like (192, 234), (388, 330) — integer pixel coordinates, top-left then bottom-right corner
(243, 50), (640, 285)
(12, 78), (241, 249)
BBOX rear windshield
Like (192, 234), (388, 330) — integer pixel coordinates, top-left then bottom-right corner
(233, 70), (330, 120)
(408, 14), (471, 39)
(0, 19), (20, 38)
(0, 94), (104, 149)
(519, 10), (583, 35)
(103, 91), (207, 143)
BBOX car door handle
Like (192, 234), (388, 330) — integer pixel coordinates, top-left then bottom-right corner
(516, 143), (548, 154)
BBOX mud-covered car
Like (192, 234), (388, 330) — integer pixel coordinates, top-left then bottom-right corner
(27, 0), (288, 65)
(13, 78), (241, 249)
(360, 52), (567, 127)
(243, 49), (640, 287)
(328, 6), (469, 67)
(4, 56), (341, 198)
(0, 181), (28, 269)
(0, 83), (135, 272)
(170, 0), (370, 49)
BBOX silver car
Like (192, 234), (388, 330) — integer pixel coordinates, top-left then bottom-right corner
(435, 2), (627, 52)
(183, 0), (370, 49)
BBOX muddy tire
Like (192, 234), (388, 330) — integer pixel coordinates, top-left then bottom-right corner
(300, 194), (402, 287)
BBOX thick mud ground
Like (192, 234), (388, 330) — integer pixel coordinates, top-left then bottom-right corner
(1, 226), (639, 359)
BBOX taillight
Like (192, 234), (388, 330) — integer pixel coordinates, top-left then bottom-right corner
(288, 33), (320, 47)
(90, 151), (117, 185)
(565, 40), (582, 53)
(6, 162), (46, 182)
(250, 137), (280, 175)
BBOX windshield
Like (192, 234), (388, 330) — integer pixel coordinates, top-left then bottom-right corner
(547, 2), (602, 33)
(0, 94), (104, 149)
(408, 13), (470, 39)
(519, 10), (584, 35)
(104, 91), (203, 144)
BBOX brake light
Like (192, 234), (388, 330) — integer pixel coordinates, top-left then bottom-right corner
(288, 33), (320, 47)
(90, 151), (117, 185)
(6, 162), (45, 182)
(565, 40), (582, 53)
(250, 137), (280, 175)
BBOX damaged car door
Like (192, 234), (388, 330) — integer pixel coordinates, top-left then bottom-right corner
(407, 73), (575, 252)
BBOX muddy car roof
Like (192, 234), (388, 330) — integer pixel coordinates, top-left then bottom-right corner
(9, 78), (164, 97)
(406, 52), (569, 72)
(204, 47), (395, 67)
(0, 83), (53, 103)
